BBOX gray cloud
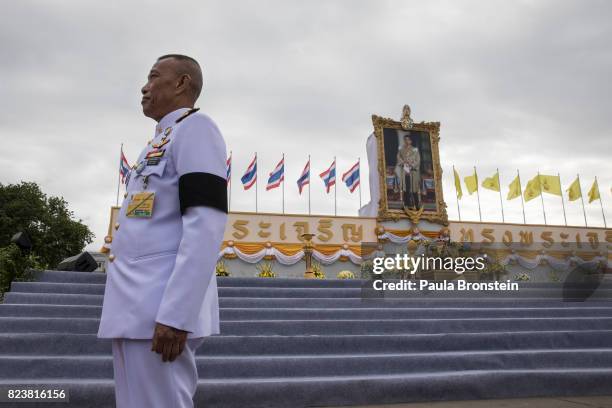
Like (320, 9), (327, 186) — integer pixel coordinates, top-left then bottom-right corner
(0, 0), (610, 251)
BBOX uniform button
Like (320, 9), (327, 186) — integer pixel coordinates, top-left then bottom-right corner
(124, 192), (128, 198)
(114, 222), (120, 230)
(108, 254), (116, 262)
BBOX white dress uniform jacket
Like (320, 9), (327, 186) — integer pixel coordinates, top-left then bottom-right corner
(98, 107), (228, 339)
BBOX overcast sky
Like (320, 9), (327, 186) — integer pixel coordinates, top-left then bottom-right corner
(1, 0), (610, 251)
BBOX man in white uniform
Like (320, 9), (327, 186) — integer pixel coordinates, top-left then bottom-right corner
(97, 54), (228, 408)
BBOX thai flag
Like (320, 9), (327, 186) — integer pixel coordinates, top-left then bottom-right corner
(241, 154), (257, 190)
(226, 154), (232, 185)
(266, 156), (284, 191)
(319, 159), (336, 193)
(342, 160), (360, 193)
(297, 159), (310, 194)
(119, 148), (130, 184)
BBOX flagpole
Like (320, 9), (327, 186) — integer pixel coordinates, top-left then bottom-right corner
(596, 176), (607, 228)
(228, 151), (232, 213)
(116, 143), (122, 207)
(255, 152), (258, 213)
(537, 171), (547, 225)
(474, 166), (482, 222)
(497, 168), (504, 223)
(282, 153), (285, 215)
(308, 155), (311, 215)
(559, 172), (567, 226)
(453, 165), (461, 221)
(334, 156), (337, 216)
(577, 174), (587, 227)
(518, 169), (526, 224)
(358, 157), (362, 209)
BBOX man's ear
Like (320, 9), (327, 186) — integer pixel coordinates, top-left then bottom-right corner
(175, 74), (191, 95)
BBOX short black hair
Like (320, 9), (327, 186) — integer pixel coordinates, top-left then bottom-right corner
(157, 54), (203, 101)
(158, 53), (200, 67)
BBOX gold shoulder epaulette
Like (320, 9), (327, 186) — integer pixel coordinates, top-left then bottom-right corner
(175, 107), (200, 124)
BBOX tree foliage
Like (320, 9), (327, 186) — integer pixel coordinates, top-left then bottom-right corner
(0, 181), (94, 269)
(0, 244), (42, 298)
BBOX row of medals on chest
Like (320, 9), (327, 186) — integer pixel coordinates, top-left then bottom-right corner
(120, 126), (173, 221)
(127, 126), (173, 192)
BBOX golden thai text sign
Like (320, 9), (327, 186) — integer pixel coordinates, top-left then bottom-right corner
(225, 212), (378, 244)
(448, 221), (611, 253)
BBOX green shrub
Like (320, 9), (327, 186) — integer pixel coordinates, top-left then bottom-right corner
(0, 244), (42, 298)
(0, 182), (93, 269)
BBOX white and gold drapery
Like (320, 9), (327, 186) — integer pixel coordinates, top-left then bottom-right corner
(378, 228), (609, 272)
(218, 242), (362, 265)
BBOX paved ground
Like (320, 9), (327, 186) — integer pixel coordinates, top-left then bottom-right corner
(327, 396), (612, 408)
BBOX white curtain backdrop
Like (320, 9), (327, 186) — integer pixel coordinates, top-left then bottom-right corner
(358, 133), (379, 217)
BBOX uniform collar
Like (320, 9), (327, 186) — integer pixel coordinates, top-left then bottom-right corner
(155, 107), (191, 135)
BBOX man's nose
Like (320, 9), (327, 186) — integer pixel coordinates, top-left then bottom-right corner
(141, 85), (148, 95)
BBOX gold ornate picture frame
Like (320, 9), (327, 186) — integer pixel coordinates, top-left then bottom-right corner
(372, 107), (448, 225)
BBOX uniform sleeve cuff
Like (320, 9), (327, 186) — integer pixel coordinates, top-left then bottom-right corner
(155, 319), (194, 334)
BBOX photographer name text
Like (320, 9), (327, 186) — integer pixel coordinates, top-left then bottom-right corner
(372, 279), (519, 291)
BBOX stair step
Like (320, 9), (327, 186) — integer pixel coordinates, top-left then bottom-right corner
(1, 349), (612, 380)
(2, 316), (612, 335)
(31, 271), (366, 287)
(7, 291), (612, 308)
(3, 303), (612, 319)
(30, 270), (612, 289)
(3, 369), (612, 408)
(0, 304), (102, 318)
(3, 330), (612, 356)
(196, 368), (612, 408)
(11, 281), (612, 300)
(3, 292), (104, 305)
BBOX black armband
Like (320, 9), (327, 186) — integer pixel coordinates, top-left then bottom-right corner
(178, 172), (228, 215)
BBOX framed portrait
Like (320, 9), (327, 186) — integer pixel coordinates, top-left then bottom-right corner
(372, 113), (448, 225)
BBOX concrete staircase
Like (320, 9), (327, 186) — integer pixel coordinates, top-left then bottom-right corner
(1, 270), (612, 407)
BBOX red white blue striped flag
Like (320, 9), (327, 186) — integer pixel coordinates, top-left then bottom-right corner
(319, 159), (336, 193)
(119, 148), (130, 184)
(266, 157), (285, 190)
(297, 159), (310, 194)
(342, 160), (360, 192)
(226, 153), (232, 184)
(241, 154), (257, 190)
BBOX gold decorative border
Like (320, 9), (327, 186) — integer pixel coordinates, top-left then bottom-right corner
(372, 114), (448, 225)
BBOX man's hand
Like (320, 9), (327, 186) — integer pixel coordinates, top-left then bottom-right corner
(151, 322), (188, 362)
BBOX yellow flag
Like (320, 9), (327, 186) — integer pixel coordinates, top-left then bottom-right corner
(464, 169), (478, 195)
(523, 175), (541, 202)
(507, 175), (521, 200)
(566, 177), (581, 201)
(482, 171), (500, 192)
(453, 168), (463, 199)
(588, 179), (600, 203)
(538, 174), (561, 196)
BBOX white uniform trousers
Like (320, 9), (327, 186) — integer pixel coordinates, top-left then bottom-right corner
(111, 337), (205, 408)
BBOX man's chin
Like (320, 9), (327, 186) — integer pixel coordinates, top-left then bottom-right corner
(141, 104), (154, 118)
